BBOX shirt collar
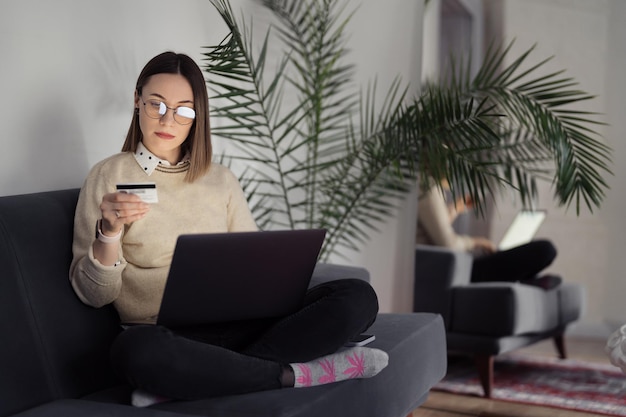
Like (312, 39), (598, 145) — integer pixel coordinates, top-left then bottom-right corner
(134, 142), (190, 176)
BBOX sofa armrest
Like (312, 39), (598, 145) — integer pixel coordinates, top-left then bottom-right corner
(309, 263), (370, 288)
(413, 245), (473, 327)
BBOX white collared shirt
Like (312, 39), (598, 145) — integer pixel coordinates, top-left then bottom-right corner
(133, 142), (190, 176)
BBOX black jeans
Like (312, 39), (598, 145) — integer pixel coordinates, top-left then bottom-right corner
(110, 278), (378, 400)
(471, 239), (557, 283)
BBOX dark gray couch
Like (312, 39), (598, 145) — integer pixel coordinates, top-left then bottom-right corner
(0, 188), (447, 417)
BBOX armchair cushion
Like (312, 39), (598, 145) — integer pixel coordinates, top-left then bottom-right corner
(557, 282), (585, 325)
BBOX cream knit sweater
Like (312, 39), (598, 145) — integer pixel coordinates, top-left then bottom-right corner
(69, 152), (258, 324)
(415, 184), (475, 252)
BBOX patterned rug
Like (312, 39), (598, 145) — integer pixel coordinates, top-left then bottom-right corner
(434, 354), (626, 416)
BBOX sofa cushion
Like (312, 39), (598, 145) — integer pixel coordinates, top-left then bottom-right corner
(85, 313), (446, 417)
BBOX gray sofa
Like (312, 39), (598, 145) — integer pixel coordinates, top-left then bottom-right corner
(0, 188), (447, 417)
(414, 244), (584, 397)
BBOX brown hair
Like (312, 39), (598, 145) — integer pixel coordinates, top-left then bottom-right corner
(122, 51), (212, 182)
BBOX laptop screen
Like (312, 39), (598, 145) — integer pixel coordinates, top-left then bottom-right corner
(498, 210), (546, 251)
(157, 229), (326, 327)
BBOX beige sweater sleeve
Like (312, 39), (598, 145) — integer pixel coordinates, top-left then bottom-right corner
(69, 161), (126, 308)
(222, 167), (259, 232)
(416, 185), (475, 252)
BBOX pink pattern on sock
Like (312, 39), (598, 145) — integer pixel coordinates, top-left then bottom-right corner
(318, 358), (336, 383)
(343, 350), (365, 378)
(295, 364), (312, 387)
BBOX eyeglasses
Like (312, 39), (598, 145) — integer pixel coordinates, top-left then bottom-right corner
(140, 98), (196, 125)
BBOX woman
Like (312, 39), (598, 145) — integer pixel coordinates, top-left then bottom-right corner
(70, 51), (387, 407)
(416, 180), (561, 289)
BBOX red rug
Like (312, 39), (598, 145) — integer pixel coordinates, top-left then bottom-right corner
(434, 354), (626, 416)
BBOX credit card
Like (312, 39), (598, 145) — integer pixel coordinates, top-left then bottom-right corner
(116, 183), (158, 203)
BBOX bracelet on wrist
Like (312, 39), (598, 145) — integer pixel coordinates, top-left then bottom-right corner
(95, 219), (122, 244)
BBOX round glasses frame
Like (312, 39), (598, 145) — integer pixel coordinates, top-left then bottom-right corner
(140, 98), (196, 125)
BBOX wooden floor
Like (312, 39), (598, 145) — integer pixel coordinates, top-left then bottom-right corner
(410, 337), (617, 417)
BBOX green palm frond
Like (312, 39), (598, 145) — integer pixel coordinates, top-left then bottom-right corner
(205, 0), (611, 260)
(206, 0), (410, 260)
(411, 40), (610, 214)
(205, 0), (311, 230)
(260, 0), (361, 229)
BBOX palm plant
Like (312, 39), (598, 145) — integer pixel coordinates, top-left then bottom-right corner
(203, 0), (611, 261)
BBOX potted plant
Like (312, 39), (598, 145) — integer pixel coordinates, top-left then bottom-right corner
(203, 0), (611, 261)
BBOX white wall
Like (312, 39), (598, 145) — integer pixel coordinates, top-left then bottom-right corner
(495, 0), (616, 338)
(0, 0), (218, 195)
(600, 0), (626, 332)
(0, 0), (424, 313)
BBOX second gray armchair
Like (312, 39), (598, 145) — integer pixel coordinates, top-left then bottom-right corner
(413, 244), (584, 397)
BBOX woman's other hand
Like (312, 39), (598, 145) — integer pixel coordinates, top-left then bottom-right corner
(473, 236), (496, 254)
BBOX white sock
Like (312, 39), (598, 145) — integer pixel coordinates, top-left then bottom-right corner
(290, 347), (389, 387)
(131, 389), (170, 407)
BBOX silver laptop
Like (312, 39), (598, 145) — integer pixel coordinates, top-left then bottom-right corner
(157, 229), (326, 328)
(498, 210), (546, 251)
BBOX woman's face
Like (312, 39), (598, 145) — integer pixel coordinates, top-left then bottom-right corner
(135, 73), (195, 164)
